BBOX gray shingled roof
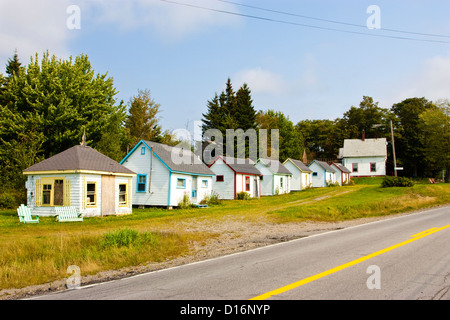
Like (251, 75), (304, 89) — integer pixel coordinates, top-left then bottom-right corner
(211, 156), (262, 175)
(341, 138), (387, 158)
(331, 162), (351, 173)
(285, 158), (313, 173)
(143, 140), (215, 176)
(257, 158), (292, 175)
(24, 144), (135, 174)
(309, 160), (336, 172)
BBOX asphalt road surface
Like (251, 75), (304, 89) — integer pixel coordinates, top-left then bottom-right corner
(31, 205), (450, 300)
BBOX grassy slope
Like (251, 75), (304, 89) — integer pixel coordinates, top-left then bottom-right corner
(0, 178), (449, 291)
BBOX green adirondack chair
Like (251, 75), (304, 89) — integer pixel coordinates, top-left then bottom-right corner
(17, 204), (39, 224)
(55, 207), (83, 222)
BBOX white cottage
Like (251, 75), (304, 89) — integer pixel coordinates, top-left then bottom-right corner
(120, 140), (215, 208)
(308, 160), (337, 188)
(254, 158), (292, 196)
(208, 156), (262, 200)
(23, 144), (135, 217)
(339, 138), (387, 177)
(330, 162), (351, 186)
(282, 158), (313, 191)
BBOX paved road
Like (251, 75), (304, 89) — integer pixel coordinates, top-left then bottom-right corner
(31, 206), (450, 300)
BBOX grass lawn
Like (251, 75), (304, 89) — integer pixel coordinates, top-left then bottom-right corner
(1, 178), (449, 291)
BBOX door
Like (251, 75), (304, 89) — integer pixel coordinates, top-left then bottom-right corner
(101, 175), (115, 216)
(254, 177), (259, 198)
(53, 180), (64, 206)
(191, 176), (198, 203)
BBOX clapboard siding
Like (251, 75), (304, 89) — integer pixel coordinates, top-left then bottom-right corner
(254, 162), (273, 196)
(121, 143), (170, 207)
(210, 158), (235, 200)
(284, 161), (301, 191)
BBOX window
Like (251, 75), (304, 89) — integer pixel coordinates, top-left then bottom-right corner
(35, 178), (69, 207)
(42, 184), (52, 205)
(216, 175), (224, 182)
(312, 172), (318, 176)
(86, 182), (96, 207)
(141, 147), (145, 155)
(177, 178), (186, 188)
(280, 177), (284, 188)
(370, 162), (376, 172)
(201, 180), (208, 188)
(137, 175), (146, 192)
(119, 184), (127, 206)
(245, 176), (250, 191)
(352, 163), (358, 172)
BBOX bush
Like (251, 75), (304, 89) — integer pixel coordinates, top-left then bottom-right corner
(199, 191), (221, 206)
(344, 178), (355, 186)
(100, 228), (158, 248)
(327, 181), (340, 187)
(236, 191), (251, 200)
(381, 176), (415, 188)
(178, 192), (192, 209)
(100, 228), (139, 248)
(0, 193), (17, 209)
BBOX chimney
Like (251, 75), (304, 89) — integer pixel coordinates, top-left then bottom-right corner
(362, 130), (365, 142)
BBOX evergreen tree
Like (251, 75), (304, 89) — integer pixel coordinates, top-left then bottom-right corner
(201, 79), (258, 159)
(125, 89), (163, 147)
(235, 83), (257, 130)
(5, 50), (23, 78)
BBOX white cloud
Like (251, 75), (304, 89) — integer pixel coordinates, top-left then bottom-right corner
(380, 53), (450, 106)
(85, 0), (240, 39)
(234, 67), (289, 95)
(0, 0), (72, 68)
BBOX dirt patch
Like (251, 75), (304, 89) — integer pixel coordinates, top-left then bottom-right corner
(0, 206), (442, 300)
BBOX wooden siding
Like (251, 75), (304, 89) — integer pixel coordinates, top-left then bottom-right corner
(342, 156), (386, 177)
(121, 144), (170, 206)
(210, 158), (235, 200)
(284, 161), (301, 191)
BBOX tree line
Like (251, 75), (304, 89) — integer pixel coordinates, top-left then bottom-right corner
(0, 51), (177, 195)
(0, 51), (448, 204)
(202, 80), (449, 182)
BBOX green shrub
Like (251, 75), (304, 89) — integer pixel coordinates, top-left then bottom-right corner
(100, 228), (158, 248)
(236, 191), (251, 200)
(327, 181), (340, 187)
(344, 178), (355, 186)
(381, 176), (415, 188)
(178, 192), (192, 209)
(200, 191), (221, 206)
(0, 193), (16, 209)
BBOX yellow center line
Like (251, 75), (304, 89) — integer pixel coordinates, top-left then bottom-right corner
(250, 224), (450, 300)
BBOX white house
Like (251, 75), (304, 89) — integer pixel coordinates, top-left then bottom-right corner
(23, 143), (136, 217)
(282, 158), (313, 191)
(208, 156), (262, 199)
(308, 160), (337, 188)
(339, 138), (387, 177)
(120, 140), (215, 208)
(254, 158), (292, 196)
(330, 162), (351, 186)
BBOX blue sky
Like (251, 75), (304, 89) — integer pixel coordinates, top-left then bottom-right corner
(1, 0), (450, 136)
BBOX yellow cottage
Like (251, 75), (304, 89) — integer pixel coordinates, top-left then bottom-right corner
(23, 143), (135, 217)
